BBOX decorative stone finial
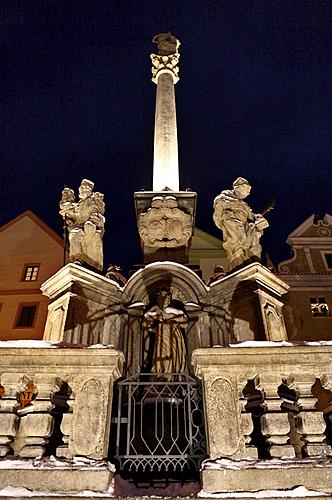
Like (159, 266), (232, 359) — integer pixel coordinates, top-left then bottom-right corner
(151, 32), (180, 84)
(213, 178), (269, 271)
(59, 179), (105, 271)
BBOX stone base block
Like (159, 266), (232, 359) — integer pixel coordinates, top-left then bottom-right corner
(201, 459), (332, 494)
(305, 443), (332, 456)
(0, 465), (113, 493)
(269, 444), (296, 458)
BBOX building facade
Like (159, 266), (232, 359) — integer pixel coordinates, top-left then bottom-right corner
(278, 213), (332, 341)
(0, 211), (64, 340)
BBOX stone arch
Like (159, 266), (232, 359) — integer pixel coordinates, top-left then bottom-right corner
(124, 261), (208, 306)
(121, 262), (208, 378)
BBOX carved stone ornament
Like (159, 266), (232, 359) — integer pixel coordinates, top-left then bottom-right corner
(204, 375), (245, 459)
(59, 179), (105, 271)
(18, 378), (36, 409)
(213, 177), (269, 271)
(151, 33), (180, 84)
(138, 195), (192, 249)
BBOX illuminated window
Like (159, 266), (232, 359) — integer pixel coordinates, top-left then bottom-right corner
(22, 265), (39, 282)
(15, 304), (38, 328)
(309, 297), (330, 317)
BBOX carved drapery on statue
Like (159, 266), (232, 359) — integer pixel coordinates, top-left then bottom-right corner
(213, 177), (269, 271)
(60, 179), (105, 271)
(143, 290), (187, 379)
(138, 195), (192, 249)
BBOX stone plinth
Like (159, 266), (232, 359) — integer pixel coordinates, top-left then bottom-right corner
(41, 263), (124, 345)
(134, 191), (197, 264)
(202, 459), (332, 494)
(192, 344), (332, 494)
(0, 463), (113, 494)
(209, 263), (289, 342)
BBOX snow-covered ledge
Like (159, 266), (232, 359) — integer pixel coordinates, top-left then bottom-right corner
(0, 343), (124, 494)
(192, 343), (332, 495)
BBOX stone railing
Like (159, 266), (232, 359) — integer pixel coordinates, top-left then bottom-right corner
(192, 344), (332, 494)
(0, 346), (123, 461)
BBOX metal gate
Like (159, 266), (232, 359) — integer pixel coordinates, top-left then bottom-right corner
(113, 373), (206, 474)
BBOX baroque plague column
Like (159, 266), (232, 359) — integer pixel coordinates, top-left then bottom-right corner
(135, 33), (197, 264)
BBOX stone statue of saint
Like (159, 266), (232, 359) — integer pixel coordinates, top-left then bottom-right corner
(152, 32), (180, 55)
(213, 177), (269, 271)
(59, 179), (105, 271)
(143, 290), (187, 380)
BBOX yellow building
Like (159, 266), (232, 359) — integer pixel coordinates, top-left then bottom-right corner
(0, 211), (64, 340)
(189, 227), (227, 282)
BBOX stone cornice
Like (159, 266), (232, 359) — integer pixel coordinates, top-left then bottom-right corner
(192, 344), (332, 379)
(209, 263), (289, 297)
(278, 273), (332, 288)
(290, 238), (332, 247)
(40, 263), (123, 302)
(0, 347), (124, 379)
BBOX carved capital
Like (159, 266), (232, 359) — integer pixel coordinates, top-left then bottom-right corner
(150, 52), (180, 84)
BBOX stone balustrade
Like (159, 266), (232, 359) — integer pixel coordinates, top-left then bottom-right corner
(0, 346), (123, 461)
(192, 344), (332, 494)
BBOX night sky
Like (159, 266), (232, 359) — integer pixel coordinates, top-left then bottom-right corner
(1, 1), (331, 273)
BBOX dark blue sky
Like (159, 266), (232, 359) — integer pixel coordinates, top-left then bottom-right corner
(1, 1), (331, 272)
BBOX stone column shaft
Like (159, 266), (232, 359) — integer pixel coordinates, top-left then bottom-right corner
(153, 71), (179, 191)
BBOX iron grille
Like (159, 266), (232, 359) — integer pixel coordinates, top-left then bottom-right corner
(113, 373), (206, 473)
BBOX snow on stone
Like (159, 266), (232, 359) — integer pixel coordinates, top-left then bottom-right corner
(0, 340), (56, 349)
(0, 456), (114, 470)
(0, 485), (113, 496)
(202, 457), (331, 470)
(87, 343), (114, 349)
(0, 340), (114, 349)
(198, 486), (329, 498)
(226, 340), (332, 348)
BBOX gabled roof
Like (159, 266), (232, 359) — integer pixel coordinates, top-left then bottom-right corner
(287, 213), (331, 237)
(286, 213), (332, 246)
(0, 211), (63, 247)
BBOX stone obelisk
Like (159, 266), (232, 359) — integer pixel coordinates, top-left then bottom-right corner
(151, 33), (180, 191)
(134, 34), (197, 264)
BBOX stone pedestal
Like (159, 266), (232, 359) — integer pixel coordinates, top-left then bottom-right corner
(41, 263), (124, 345)
(209, 263), (289, 342)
